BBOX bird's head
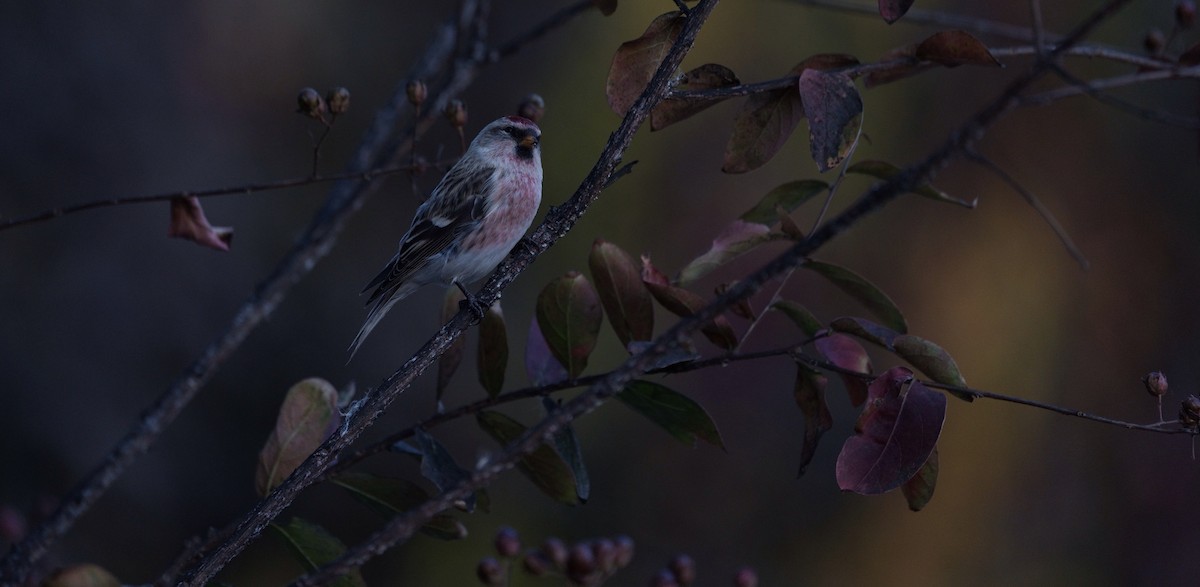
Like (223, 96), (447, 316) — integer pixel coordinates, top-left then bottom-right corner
(474, 116), (541, 163)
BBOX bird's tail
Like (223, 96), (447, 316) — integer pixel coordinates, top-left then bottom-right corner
(347, 282), (418, 361)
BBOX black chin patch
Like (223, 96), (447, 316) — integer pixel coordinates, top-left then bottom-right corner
(515, 145), (535, 160)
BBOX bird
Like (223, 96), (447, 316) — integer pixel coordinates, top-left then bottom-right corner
(349, 115), (543, 358)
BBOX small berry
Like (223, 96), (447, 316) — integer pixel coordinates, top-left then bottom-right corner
(1179, 395), (1200, 429)
(326, 87), (350, 115)
(445, 99), (468, 128)
(296, 87), (326, 119)
(541, 537), (569, 570)
(566, 542), (597, 583)
(668, 554), (696, 586)
(406, 79), (428, 106)
(517, 93), (546, 123)
(592, 538), (617, 574)
(733, 567), (759, 587)
(1144, 29), (1166, 54)
(1142, 371), (1168, 397)
(1177, 1), (1196, 28)
(613, 535), (635, 568)
(494, 526), (521, 558)
(476, 557), (504, 586)
(651, 569), (680, 587)
(522, 553), (551, 576)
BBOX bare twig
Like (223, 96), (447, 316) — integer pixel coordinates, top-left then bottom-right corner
(1029, 0), (1047, 57)
(965, 149), (1090, 269)
(1034, 64), (1200, 129)
(1021, 65), (1200, 106)
(790, 0), (1049, 42)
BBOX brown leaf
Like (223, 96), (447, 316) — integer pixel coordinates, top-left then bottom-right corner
(589, 239), (655, 345)
(915, 30), (1001, 67)
(642, 255), (739, 349)
(606, 12), (686, 116)
(255, 378), (340, 496)
(797, 68), (863, 172)
(168, 196), (233, 251)
(652, 64), (741, 131)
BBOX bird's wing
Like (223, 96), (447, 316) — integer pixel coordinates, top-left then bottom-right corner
(361, 162), (495, 304)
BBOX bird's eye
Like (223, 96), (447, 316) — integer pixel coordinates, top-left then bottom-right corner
(503, 126), (520, 138)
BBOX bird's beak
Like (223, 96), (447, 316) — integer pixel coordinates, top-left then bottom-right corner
(519, 134), (539, 150)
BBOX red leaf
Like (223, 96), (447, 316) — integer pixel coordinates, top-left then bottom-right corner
(606, 12), (686, 116)
(814, 333), (871, 406)
(651, 63), (740, 131)
(797, 69), (863, 172)
(915, 30), (1001, 67)
(641, 256), (739, 349)
(168, 196), (232, 251)
(878, 0), (916, 24)
(835, 366), (947, 495)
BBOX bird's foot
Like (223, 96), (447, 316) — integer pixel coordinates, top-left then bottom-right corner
(454, 281), (487, 323)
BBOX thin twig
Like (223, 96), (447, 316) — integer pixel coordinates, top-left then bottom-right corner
(791, 0), (1048, 42)
(1021, 65), (1200, 106)
(1039, 63), (1200, 129)
(1029, 0), (1047, 57)
(965, 149), (1090, 270)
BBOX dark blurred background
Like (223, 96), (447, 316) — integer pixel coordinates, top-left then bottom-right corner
(2, 1), (1199, 585)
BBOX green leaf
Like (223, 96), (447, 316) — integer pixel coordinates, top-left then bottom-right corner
(677, 220), (784, 285)
(438, 287), (467, 401)
(476, 411), (582, 505)
(542, 397), (591, 502)
(739, 180), (829, 225)
(846, 160), (976, 208)
(771, 301), (824, 337)
(651, 63), (740, 131)
(536, 272), (604, 379)
(902, 445), (939, 512)
(802, 259), (908, 333)
(606, 11), (686, 116)
(794, 363), (831, 477)
(642, 256), (738, 349)
(330, 473), (467, 540)
(271, 517), (365, 587)
(892, 334), (973, 402)
(477, 302), (508, 397)
(589, 239), (654, 346)
(255, 378), (340, 497)
(829, 316), (900, 349)
(618, 380), (725, 450)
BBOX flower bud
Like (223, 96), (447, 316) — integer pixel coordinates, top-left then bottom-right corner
(566, 542), (597, 583)
(613, 535), (635, 568)
(476, 557), (504, 585)
(1142, 371), (1168, 397)
(1177, 1), (1197, 28)
(494, 526), (521, 558)
(1180, 395), (1200, 429)
(522, 553), (552, 576)
(1144, 29), (1166, 54)
(326, 87), (350, 114)
(668, 554), (696, 586)
(733, 567), (759, 587)
(541, 537), (569, 570)
(445, 99), (468, 129)
(406, 79), (428, 106)
(517, 93), (546, 123)
(296, 87), (326, 119)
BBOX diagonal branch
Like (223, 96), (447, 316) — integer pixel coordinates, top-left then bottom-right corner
(288, 1), (1135, 584)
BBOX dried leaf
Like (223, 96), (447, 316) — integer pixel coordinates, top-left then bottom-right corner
(331, 473), (467, 540)
(739, 180), (829, 225)
(168, 196), (233, 252)
(797, 69), (863, 172)
(542, 397), (591, 502)
(652, 63), (741, 130)
(256, 378), (340, 497)
(589, 239), (654, 346)
(829, 316), (900, 350)
(835, 367), (946, 495)
(477, 302), (508, 397)
(476, 411), (582, 505)
(43, 564), (120, 587)
(272, 517), (365, 587)
(846, 160), (976, 208)
(802, 259), (908, 333)
(815, 333), (872, 406)
(618, 380), (725, 450)
(771, 301), (823, 337)
(677, 220), (781, 285)
(794, 363), (832, 476)
(606, 11), (686, 116)
(537, 272), (604, 379)
(878, 0), (916, 24)
(892, 334), (973, 402)
(915, 30), (1002, 67)
(438, 287), (467, 401)
(901, 445), (939, 511)
(525, 317), (569, 386)
(642, 256), (739, 349)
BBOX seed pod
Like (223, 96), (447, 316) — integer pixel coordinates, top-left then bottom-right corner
(494, 526), (521, 558)
(326, 87), (350, 114)
(445, 99), (468, 129)
(296, 87), (326, 119)
(1142, 371), (1168, 397)
(1179, 395), (1200, 429)
(669, 554), (696, 586)
(476, 557), (504, 586)
(566, 542), (597, 584)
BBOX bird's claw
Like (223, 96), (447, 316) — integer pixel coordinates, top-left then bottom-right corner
(454, 281), (487, 322)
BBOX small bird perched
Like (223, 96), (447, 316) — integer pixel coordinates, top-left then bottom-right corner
(349, 115), (543, 358)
